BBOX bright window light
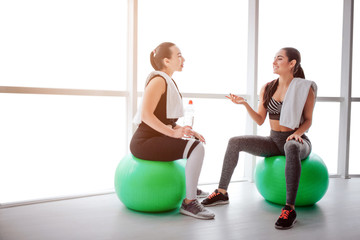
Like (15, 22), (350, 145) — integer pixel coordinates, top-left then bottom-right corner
(0, 0), (127, 90)
(258, 0), (343, 97)
(0, 94), (126, 204)
(350, 103), (360, 174)
(352, 0), (360, 97)
(0, 0), (127, 204)
(350, 1), (360, 174)
(308, 102), (340, 174)
(138, 0), (248, 94)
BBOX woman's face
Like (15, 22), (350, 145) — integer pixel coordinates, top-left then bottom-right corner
(165, 45), (185, 72)
(273, 49), (295, 76)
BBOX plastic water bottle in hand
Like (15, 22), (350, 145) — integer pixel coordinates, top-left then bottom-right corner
(184, 100), (195, 127)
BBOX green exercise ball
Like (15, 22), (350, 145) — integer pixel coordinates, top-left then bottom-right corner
(254, 153), (329, 206)
(114, 154), (186, 212)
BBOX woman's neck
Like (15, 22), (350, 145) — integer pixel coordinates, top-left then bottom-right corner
(278, 74), (294, 87)
(160, 69), (174, 77)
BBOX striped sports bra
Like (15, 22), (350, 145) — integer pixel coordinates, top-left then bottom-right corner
(267, 97), (282, 120)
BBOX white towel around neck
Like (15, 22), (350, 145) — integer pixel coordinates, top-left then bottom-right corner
(279, 78), (317, 130)
(133, 71), (184, 125)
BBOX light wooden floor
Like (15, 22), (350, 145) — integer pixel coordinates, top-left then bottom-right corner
(1, 178), (360, 240)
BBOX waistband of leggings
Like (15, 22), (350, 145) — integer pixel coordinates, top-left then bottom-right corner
(270, 129), (296, 138)
(270, 129), (310, 141)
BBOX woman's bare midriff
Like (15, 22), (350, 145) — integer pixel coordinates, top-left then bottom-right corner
(269, 119), (294, 132)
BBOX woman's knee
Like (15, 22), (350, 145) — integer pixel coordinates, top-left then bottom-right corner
(194, 142), (205, 155)
(228, 136), (244, 147)
(284, 140), (301, 155)
(187, 141), (205, 159)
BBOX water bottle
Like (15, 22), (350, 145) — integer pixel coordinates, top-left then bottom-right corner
(183, 100), (194, 127)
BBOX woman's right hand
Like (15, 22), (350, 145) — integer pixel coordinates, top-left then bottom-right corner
(172, 126), (194, 139)
(226, 93), (247, 105)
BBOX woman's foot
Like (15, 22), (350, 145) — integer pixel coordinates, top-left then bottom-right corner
(201, 189), (229, 206)
(275, 205), (297, 230)
(179, 199), (215, 220)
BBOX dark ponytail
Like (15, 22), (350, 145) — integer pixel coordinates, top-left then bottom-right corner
(294, 64), (305, 78)
(263, 79), (279, 108)
(150, 42), (176, 70)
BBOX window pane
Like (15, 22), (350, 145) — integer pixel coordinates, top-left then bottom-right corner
(0, 95), (126, 204)
(138, 0), (248, 94)
(258, 102), (339, 175)
(349, 102), (360, 174)
(179, 98), (247, 183)
(0, 1), (127, 90)
(353, 1), (360, 96)
(307, 102), (339, 174)
(258, 0), (343, 97)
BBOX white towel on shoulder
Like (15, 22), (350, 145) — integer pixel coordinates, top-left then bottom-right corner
(133, 71), (184, 125)
(280, 78), (317, 130)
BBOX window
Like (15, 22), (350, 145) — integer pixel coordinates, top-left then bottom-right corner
(352, 0), (360, 97)
(308, 102), (340, 174)
(349, 0), (360, 174)
(138, 0), (248, 94)
(349, 103), (360, 174)
(0, 0), (127, 90)
(0, 0), (127, 204)
(0, 95), (126, 203)
(258, 0), (343, 97)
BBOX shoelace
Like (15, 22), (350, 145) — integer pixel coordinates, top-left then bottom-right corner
(208, 191), (220, 199)
(279, 209), (291, 219)
(191, 200), (204, 211)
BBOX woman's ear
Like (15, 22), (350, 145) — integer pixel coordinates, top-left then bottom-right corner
(290, 59), (297, 68)
(163, 58), (170, 67)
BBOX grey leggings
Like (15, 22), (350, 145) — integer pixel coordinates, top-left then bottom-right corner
(219, 130), (312, 205)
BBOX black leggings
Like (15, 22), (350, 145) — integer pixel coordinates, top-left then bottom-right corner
(130, 125), (199, 161)
(219, 130), (311, 205)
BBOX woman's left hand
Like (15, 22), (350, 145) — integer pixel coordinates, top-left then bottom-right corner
(226, 93), (247, 105)
(286, 133), (303, 143)
(193, 131), (206, 144)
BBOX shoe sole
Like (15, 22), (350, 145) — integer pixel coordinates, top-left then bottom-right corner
(274, 219), (297, 230)
(202, 200), (229, 207)
(179, 208), (215, 220)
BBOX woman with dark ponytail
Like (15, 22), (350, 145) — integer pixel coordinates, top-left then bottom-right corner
(202, 47), (317, 229)
(131, 42), (215, 220)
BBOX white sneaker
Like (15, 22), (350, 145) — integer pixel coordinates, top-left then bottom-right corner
(179, 199), (215, 220)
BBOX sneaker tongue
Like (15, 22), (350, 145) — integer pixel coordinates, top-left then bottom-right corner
(284, 205), (293, 211)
